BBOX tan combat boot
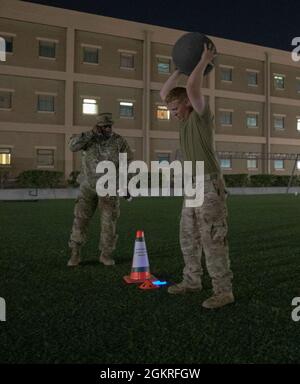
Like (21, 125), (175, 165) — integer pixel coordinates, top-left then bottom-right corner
(67, 248), (81, 267)
(168, 281), (202, 295)
(99, 252), (115, 266)
(202, 292), (234, 309)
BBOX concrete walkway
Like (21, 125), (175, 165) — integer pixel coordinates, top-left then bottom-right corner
(1, 187), (300, 200)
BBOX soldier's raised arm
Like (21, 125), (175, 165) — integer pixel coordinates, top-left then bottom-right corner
(68, 129), (95, 152)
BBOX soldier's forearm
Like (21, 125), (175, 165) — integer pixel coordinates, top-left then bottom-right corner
(69, 131), (94, 152)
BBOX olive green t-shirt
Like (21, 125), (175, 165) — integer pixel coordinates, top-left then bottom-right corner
(179, 105), (221, 176)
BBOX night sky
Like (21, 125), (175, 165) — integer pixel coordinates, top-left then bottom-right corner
(24, 0), (300, 52)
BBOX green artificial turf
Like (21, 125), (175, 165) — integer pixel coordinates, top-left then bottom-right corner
(1, 195), (300, 363)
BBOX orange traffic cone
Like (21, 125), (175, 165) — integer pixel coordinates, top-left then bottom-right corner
(123, 230), (156, 284)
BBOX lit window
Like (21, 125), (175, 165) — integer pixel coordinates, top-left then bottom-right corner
(157, 153), (170, 163)
(157, 57), (171, 74)
(39, 40), (56, 58)
(297, 160), (300, 170)
(247, 114), (258, 128)
(274, 160), (284, 170)
(221, 68), (232, 82)
(274, 75), (285, 89)
(120, 53), (134, 69)
(1, 36), (13, 53)
(83, 47), (99, 64)
(0, 148), (11, 165)
(119, 101), (134, 118)
(247, 159), (257, 169)
(297, 118), (300, 132)
(0, 91), (12, 110)
(220, 159), (231, 169)
(37, 149), (54, 166)
(82, 98), (98, 115)
(274, 116), (285, 130)
(157, 106), (170, 120)
(247, 71), (258, 86)
(220, 111), (232, 125)
(37, 95), (55, 112)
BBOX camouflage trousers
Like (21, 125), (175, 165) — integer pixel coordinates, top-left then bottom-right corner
(180, 176), (233, 294)
(69, 181), (120, 256)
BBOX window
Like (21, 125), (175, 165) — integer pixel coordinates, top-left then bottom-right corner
(247, 71), (258, 86)
(83, 46), (99, 64)
(246, 113), (258, 128)
(297, 160), (300, 170)
(274, 74), (285, 89)
(157, 57), (171, 74)
(0, 91), (12, 110)
(274, 115), (285, 130)
(2, 36), (13, 53)
(120, 53), (134, 69)
(297, 78), (300, 93)
(221, 67), (232, 82)
(82, 98), (98, 115)
(119, 102), (134, 118)
(36, 149), (54, 167)
(37, 95), (55, 112)
(220, 159), (231, 169)
(0, 148), (11, 165)
(274, 160), (284, 170)
(297, 118), (300, 132)
(157, 105), (170, 120)
(247, 159), (258, 169)
(220, 111), (232, 125)
(157, 153), (170, 163)
(39, 40), (56, 58)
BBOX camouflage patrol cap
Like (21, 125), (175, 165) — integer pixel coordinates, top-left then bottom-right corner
(96, 112), (114, 127)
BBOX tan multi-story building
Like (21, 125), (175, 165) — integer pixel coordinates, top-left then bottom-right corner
(0, 0), (300, 181)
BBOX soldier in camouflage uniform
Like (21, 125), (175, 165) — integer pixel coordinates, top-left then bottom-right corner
(67, 112), (133, 267)
(160, 44), (234, 309)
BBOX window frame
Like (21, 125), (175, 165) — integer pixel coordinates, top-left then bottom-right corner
(0, 88), (14, 111)
(220, 65), (233, 83)
(35, 147), (56, 168)
(156, 55), (172, 75)
(0, 32), (16, 55)
(156, 104), (170, 121)
(246, 111), (259, 129)
(81, 44), (101, 65)
(0, 147), (12, 167)
(219, 109), (233, 126)
(273, 114), (285, 131)
(119, 49), (136, 70)
(274, 159), (285, 170)
(119, 100), (134, 119)
(81, 96), (100, 115)
(246, 69), (259, 87)
(220, 158), (232, 170)
(36, 92), (56, 113)
(37, 38), (58, 60)
(273, 73), (285, 90)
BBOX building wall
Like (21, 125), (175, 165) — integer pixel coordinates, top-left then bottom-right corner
(75, 30), (143, 80)
(74, 82), (143, 129)
(0, 0), (300, 180)
(0, 74), (65, 125)
(0, 17), (66, 72)
(0, 130), (65, 177)
(216, 54), (265, 95)
(215, 98), (265, 137)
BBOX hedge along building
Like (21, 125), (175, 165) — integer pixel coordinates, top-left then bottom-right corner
(0, 0), (300, 181)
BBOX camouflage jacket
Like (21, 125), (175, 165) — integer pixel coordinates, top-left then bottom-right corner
(69, 130), (133, 186)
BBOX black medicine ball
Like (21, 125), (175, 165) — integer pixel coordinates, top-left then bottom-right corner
(172, 32), (217, 76)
